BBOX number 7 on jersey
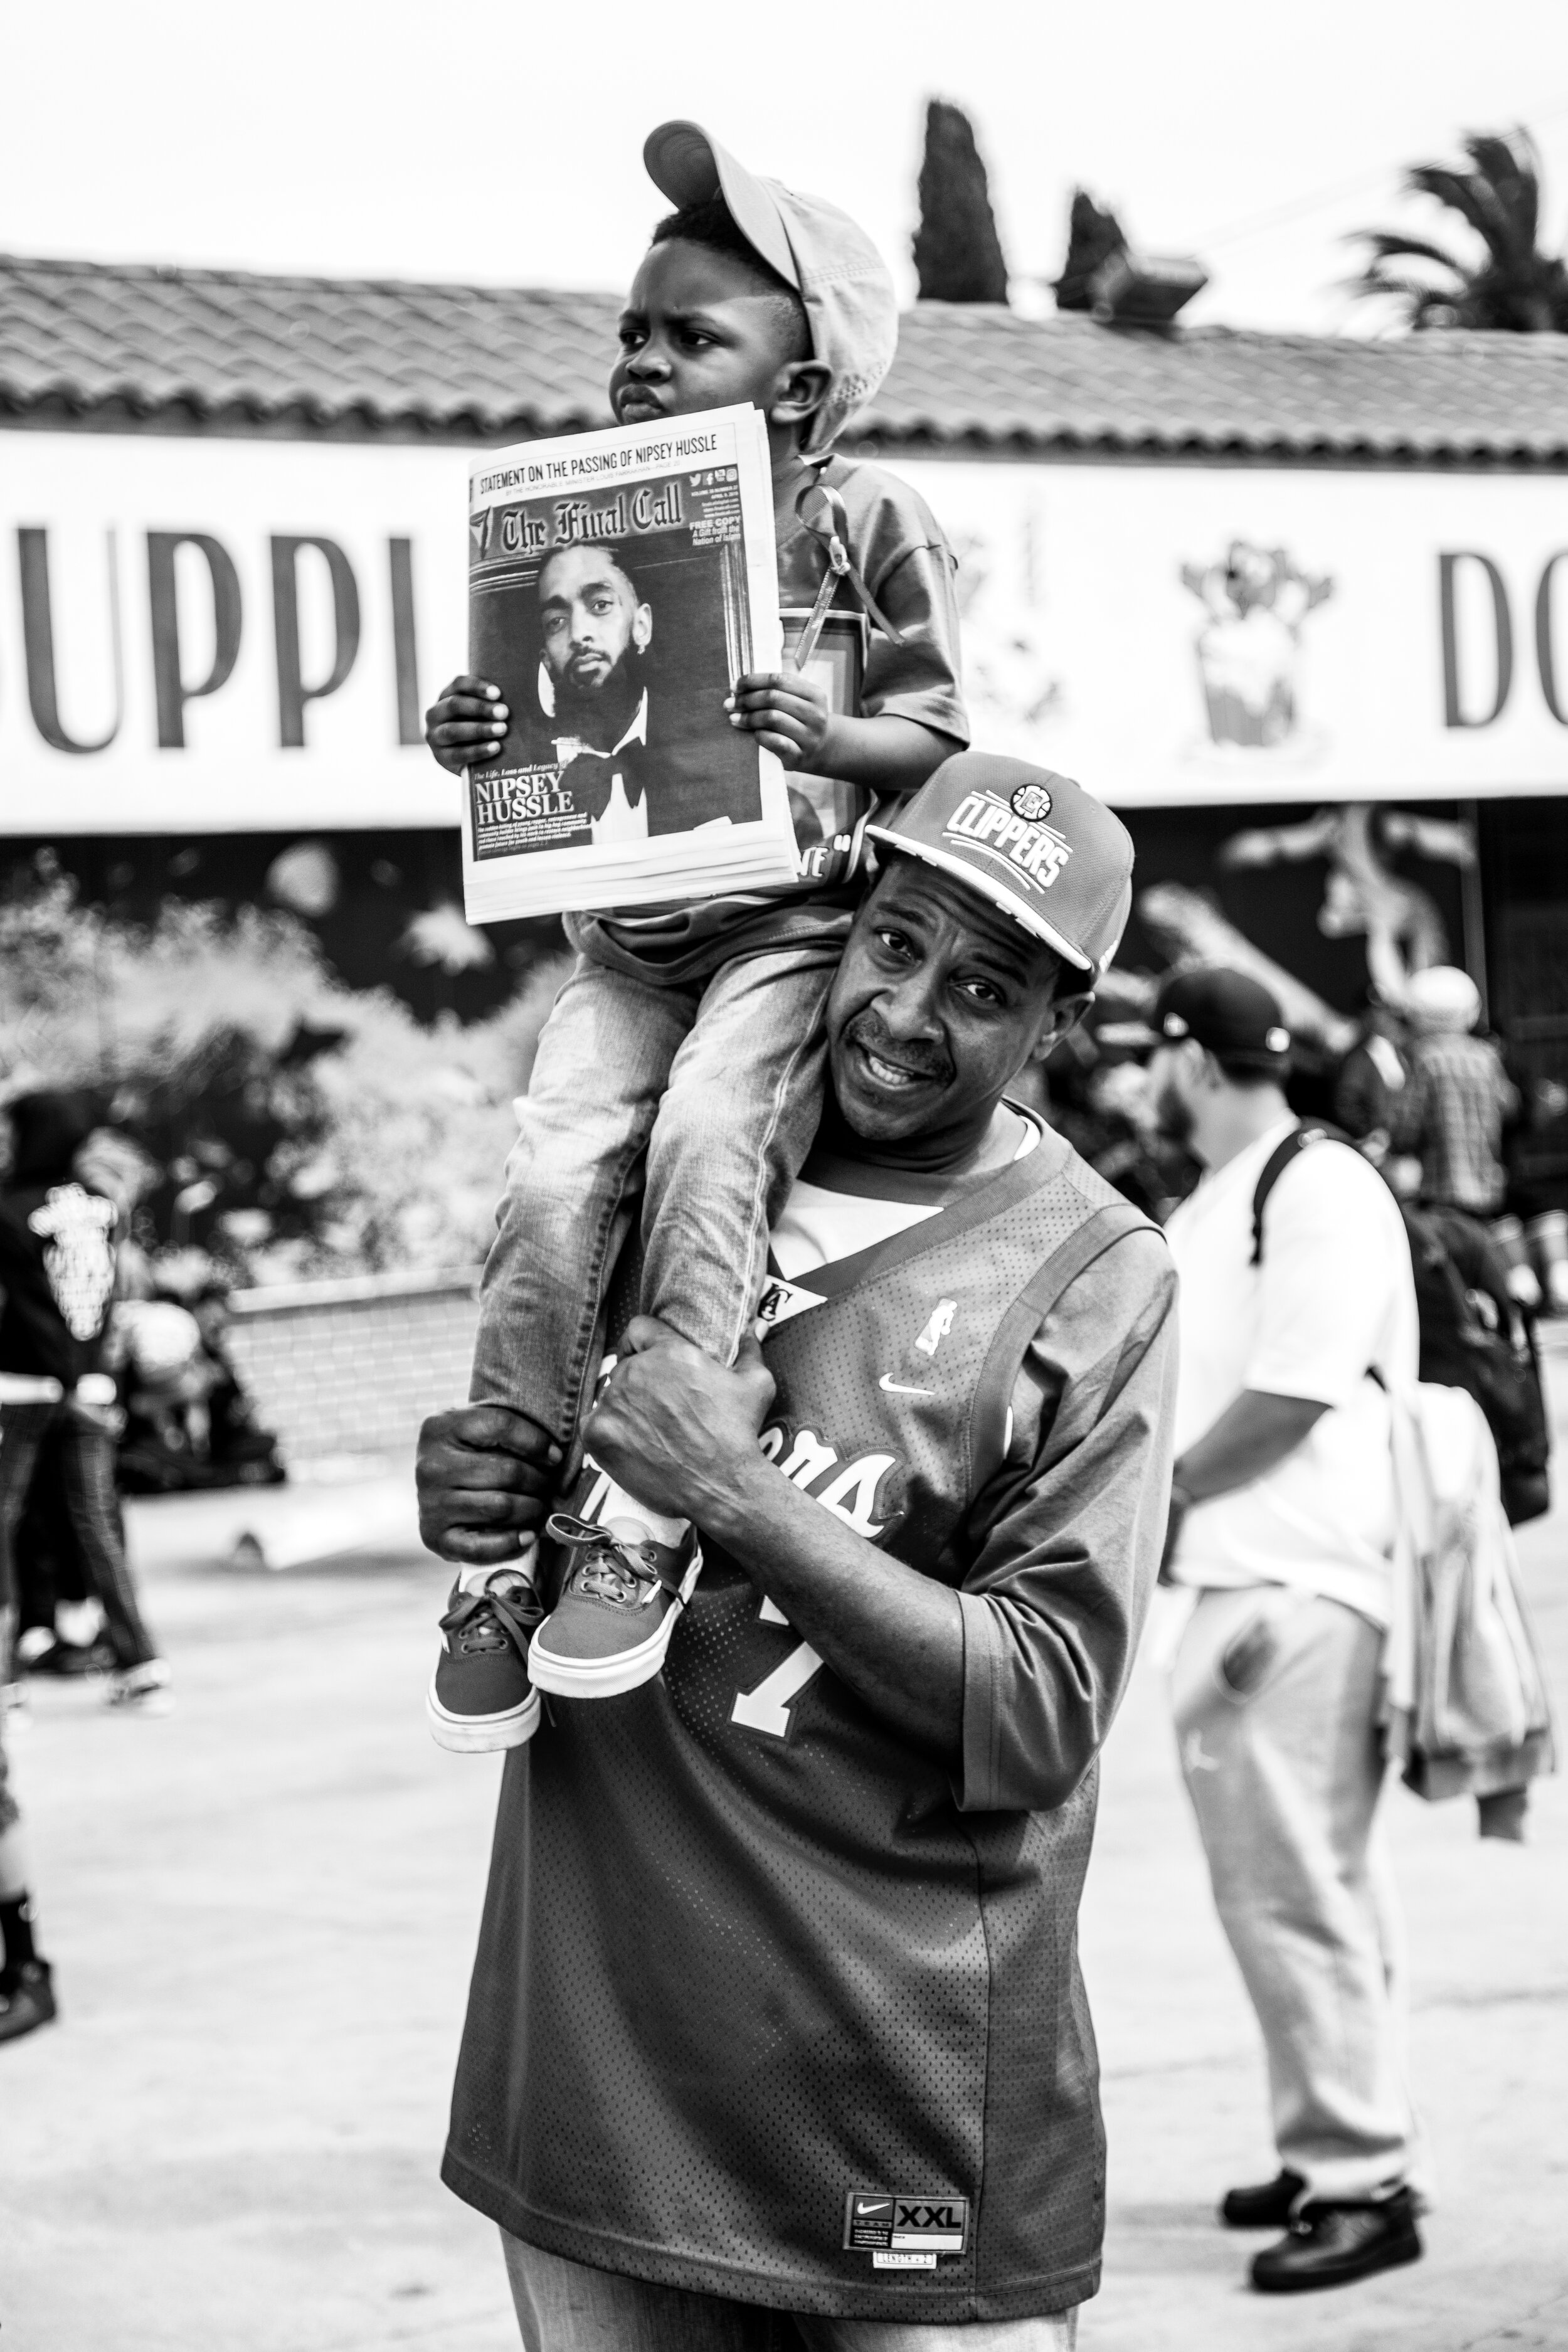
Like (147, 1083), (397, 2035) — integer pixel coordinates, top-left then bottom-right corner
(731, 1594), (824, 1737)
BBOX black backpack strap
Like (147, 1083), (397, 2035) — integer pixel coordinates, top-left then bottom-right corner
(1250, 1122), (1352, 1265)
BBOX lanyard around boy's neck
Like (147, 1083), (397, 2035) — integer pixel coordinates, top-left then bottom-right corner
(792, 478), (905, 669)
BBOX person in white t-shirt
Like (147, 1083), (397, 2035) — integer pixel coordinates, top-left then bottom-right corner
(1144, 967), (1426, 2299)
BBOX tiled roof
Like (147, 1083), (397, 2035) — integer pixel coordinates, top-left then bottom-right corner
(3, 252), (1567, 460)
(884, 305), (1568, 461)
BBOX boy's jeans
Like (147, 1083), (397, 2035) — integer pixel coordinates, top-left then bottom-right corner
(1172, 1586), (1424, 2208)
(470, 940), (840, 1448)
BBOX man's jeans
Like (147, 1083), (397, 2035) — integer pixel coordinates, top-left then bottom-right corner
(501, 2235), (1078, 2352)
(0, 1402), (157, 1673)
(1172, 1586), (1422, 2206)
(469, 942), (839, 1448)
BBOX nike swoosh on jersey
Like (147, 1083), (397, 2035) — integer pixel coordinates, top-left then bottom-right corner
(854, 2200), (896, 2216)
(879, 1375), (933, 1397)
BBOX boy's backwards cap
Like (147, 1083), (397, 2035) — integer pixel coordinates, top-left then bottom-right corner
(644, 120), (898, 455)
(865, 754), (1134, 980)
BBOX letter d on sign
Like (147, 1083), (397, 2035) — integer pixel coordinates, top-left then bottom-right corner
(271, 537), (359, 748)
(1439, 551), (1513, 729)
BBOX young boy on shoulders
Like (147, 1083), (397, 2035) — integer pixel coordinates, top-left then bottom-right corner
(422, 121), (967, 1749)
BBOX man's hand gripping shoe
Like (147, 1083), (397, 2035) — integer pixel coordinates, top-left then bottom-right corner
(527, 1515), (702, 1698)
(427, 1564), (544, 1753)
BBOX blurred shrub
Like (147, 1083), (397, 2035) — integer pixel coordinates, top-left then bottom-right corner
(0, 871), (563, 1286)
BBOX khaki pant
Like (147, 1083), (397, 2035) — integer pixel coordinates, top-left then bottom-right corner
(1172, 1586), (1423, 2205)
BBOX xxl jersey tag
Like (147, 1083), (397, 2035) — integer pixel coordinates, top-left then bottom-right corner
(755, 1274), (829, 1338)
(844, 2191), (970, 2269)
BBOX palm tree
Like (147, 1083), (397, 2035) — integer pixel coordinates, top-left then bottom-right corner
(1351, 128), (1568, 331)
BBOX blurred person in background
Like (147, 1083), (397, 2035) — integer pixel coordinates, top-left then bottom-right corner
(1385, 966), (1568, 1313)
(1332, 992), (1408, 1164)
(1044, 1006), (1199, 1222)
(1146, 970), (1427, 2297)
(0, 1727), (55, 2043)
(0, 1092), (169, 1717)
(1387, 966), (1530, 1274)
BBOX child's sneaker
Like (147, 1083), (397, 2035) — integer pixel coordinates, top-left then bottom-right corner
(427, 1565), (544, 1753)
(529, 1515), (701, 1698)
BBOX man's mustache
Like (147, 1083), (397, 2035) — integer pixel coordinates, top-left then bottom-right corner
(844, 1011), (951, 1084)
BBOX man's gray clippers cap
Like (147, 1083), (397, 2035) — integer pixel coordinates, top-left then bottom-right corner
(644, 120), (899, 453)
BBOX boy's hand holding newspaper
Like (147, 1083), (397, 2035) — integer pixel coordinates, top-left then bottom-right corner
(725, 662), (831, 770)
(426, 675), (509, 776)
(726, 661), (951, 792)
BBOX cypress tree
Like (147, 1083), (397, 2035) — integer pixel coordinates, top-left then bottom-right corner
(913, 101), (1009, 304)
(1053, 189), (1129, 311)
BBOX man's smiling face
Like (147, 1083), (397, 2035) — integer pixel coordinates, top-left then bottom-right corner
(827, 858), (1091, 1163)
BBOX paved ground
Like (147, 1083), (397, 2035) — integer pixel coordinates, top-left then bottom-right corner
(3, 1379), (1565, 2352)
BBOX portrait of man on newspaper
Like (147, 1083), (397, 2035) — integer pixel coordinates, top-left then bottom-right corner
(469, 472), (766, 860)
(535, 543), (657, 844)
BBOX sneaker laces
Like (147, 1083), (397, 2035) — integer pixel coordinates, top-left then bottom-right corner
(546, 1513), (664, 1608)
(440, 1574), (543, 1660)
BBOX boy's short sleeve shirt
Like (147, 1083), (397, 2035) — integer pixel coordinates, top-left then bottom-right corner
(569, 455), (968, 985)
(776, 456), (968, 745)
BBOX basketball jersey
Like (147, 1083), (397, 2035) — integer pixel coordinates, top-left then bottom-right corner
(443, 1127), (1163, 2322)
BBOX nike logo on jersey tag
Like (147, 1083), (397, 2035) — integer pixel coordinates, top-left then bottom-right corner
(879, 1375), (933, 1397)
(844, 2190), (970, 2259)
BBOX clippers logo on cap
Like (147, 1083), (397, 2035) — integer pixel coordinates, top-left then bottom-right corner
(1010, 782), (1053, 821)
(943, 790), (1073, 898)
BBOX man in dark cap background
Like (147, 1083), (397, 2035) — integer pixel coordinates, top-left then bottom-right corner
(1145, 970), (1427, 2297)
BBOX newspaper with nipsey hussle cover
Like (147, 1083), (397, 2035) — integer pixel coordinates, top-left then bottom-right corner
(462, 404), (797, 922)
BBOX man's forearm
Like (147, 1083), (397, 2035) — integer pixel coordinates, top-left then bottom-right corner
(699, 1458), (965, 1764)
(1174, 1387), (1330, 1503)
(815, 715), (960, 793)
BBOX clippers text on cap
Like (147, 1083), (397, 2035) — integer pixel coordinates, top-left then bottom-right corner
(943, 790), (1073, 893)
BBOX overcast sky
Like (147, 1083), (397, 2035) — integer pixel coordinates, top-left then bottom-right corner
(6, 0), (1567, 333)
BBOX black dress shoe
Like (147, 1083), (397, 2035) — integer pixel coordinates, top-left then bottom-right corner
(23, 1634), (112, 1678)
(1251, 2187), (1422, 2293)
(0, 1959), (57, 2045)
(1221, 2169), (1305, 2228)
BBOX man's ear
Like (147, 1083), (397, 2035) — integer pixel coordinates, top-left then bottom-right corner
(632, 600), (653, 655)
(770, 359), (832, 429)
(1027, 990), (1094, 1064)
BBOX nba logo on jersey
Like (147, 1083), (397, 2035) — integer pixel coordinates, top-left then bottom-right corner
(913, 1300), (957, 1359)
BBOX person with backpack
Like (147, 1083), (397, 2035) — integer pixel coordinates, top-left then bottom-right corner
(1142, 969), (1428, 2296)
